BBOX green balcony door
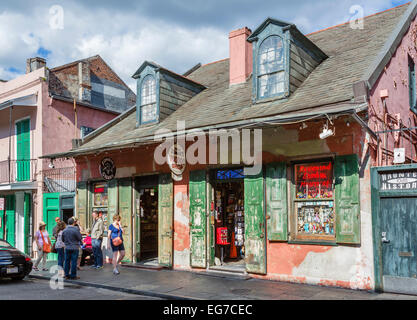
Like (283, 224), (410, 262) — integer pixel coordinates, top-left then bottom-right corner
(16, 119), (30, 182)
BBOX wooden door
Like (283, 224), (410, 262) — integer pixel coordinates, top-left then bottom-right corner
(158, 174), (173, 267)
(189, 170), (207, 268)
(43, 193), (60, 260)
(244, 171), (266, 274)
(118, 179), (132, 262)
(6, 195), (16, 246)
(381, 197), (417, 293)
(16, 119), (30, 182)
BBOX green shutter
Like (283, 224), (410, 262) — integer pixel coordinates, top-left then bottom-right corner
(43, 193), (60, 260)
(76, 182), (88, 228)
(108, 180), (118, 217)
(244, 171), (266, 274)
(119, 179), (132, 262)
(6, 195), (16, 246)
(335, 154), (360, 244)
(158, 174), (173, 267)
(189, 170), (207, 268)
(16, 119), (30, 182)
(266, 162), (288, 241)
(24, 193), (31, 255)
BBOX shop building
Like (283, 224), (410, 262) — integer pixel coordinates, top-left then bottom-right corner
(45, 3), (417, 292)
(0, 55), (135, 257)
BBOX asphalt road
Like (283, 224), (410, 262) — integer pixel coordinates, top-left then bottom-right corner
(0, 276), (163, 300)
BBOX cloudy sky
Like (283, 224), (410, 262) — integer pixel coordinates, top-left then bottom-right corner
(0, 0), (409, 91)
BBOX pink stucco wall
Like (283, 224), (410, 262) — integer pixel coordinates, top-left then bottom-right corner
(369, 16), (417, 165)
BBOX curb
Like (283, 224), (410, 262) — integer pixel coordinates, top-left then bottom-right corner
(28, 274), (199, 300)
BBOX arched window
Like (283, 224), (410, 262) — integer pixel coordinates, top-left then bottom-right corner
(140, 74), (157, 123)
(257, 35), (285, 99)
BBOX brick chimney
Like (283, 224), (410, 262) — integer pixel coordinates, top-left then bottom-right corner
(229, 27), (253, 85)
(78, 61), (91, 102)
(26, 57), (46, 73)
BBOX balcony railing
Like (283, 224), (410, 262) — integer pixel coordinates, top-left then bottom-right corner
(0, 159), (38, 184)
(43, 166), (76, 193)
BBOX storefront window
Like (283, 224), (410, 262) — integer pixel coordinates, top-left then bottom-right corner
(294, 161), (335, 240)
(92, 182), (109, 235)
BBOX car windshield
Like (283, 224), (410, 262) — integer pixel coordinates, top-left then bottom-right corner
(0, 240), (12, 248)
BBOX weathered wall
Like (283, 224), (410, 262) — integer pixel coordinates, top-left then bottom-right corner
(369, 15), (417, 166)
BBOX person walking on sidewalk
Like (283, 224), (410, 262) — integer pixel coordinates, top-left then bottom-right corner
(108, 214), (125, 275)
(52, 217), (61, 240)
(33, 221), (51, 271)
(55, 221), (66, 274)
(62, 217), (82, 280)
(91, 210), (104, 269)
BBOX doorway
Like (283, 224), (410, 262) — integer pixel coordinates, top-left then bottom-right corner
(135, 175), (159, 265)
(372, 165), (417, 294)
(210, 169), (245, 272)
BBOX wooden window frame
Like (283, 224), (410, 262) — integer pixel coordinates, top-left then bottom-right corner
(290, 158), (337, 244)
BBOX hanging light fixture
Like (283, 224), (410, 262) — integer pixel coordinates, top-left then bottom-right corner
(319, 121), (335, 139)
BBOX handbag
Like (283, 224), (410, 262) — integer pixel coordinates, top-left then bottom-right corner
(112, 225), (123, 246)
(40, 231), (51, 253)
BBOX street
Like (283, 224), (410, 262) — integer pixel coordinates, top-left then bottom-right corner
(0, 277), (162, 300)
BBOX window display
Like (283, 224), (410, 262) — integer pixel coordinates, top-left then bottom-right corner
(294, 161), (335, 239)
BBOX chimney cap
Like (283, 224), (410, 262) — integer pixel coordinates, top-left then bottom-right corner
(229, 27), (252, 39)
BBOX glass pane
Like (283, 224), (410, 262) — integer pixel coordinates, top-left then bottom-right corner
(93, 183), (108, 207)
(258, 35), (284, 75)
(141, 75), (156, 106)
(141, 103), (157, 123)
(295, 162), (333, 199)
(258, 72), (285, 98)
(296, 201), (335, 235)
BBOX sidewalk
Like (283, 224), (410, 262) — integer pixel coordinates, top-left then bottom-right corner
(29, 261), (417, 300)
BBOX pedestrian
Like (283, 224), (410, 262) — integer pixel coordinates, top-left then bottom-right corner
(91, 210), (104, 269)
(52, 217), (61, 240)
(55, 221), (66, 274)
(80, 229), (93, 266)
(62, 217), (82, 280)
(108, 214), (125, 275)
(70, 216), (85, 270)
(33, 221), (51, 271)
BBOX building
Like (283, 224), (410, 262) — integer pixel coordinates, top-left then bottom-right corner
(0, 55), (136, 257)
(45, 3), (417, 293)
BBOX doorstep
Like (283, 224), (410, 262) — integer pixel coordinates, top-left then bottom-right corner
(121, 262), (164, 271)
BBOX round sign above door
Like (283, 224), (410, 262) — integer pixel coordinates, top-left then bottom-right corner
(99, 157), (116, 181)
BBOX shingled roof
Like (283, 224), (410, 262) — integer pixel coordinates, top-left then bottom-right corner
(46, 2), (412, 158)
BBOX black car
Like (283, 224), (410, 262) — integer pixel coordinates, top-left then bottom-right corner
(0, 239), (33, 280)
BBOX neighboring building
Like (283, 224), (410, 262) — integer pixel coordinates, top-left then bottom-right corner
(0, 55), (135, 257)
(45, 3), (417, 294)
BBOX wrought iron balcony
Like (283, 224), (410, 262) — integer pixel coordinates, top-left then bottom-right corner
(0, 159), (38, 184)
(43, 166), (76, 193)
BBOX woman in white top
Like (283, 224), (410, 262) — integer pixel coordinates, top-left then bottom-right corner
(33, 221), (51, 271)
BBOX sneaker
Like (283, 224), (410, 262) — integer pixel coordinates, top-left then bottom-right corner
(113, 268), (120, 275)
(32, 267), (39, 271)
(90, 265), (98, 269)
(42, 268), (48, 271)
(96, 266), (103, 270)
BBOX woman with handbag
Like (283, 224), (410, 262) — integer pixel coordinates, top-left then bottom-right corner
(33, 221), (51, 271)
(55, 221), (67, 272)
(108, 214), (125, 275)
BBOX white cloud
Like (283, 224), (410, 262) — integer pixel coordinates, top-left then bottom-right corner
(0, 0), (408, 91)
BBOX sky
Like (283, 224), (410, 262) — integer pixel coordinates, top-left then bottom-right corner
(0, 0), (410, 91)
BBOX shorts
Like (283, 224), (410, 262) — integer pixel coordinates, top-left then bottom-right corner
(110, 242), (125, 252)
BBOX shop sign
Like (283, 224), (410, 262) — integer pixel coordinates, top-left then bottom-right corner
(168, 144), (186, 181)
(380, 171), (417, 191)
(99, 157), (116, 181)
(0, 198), (4, 211)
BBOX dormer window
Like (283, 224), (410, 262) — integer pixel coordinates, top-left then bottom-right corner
(258, 35), (285, 99)
(140, 74), (157, 123)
